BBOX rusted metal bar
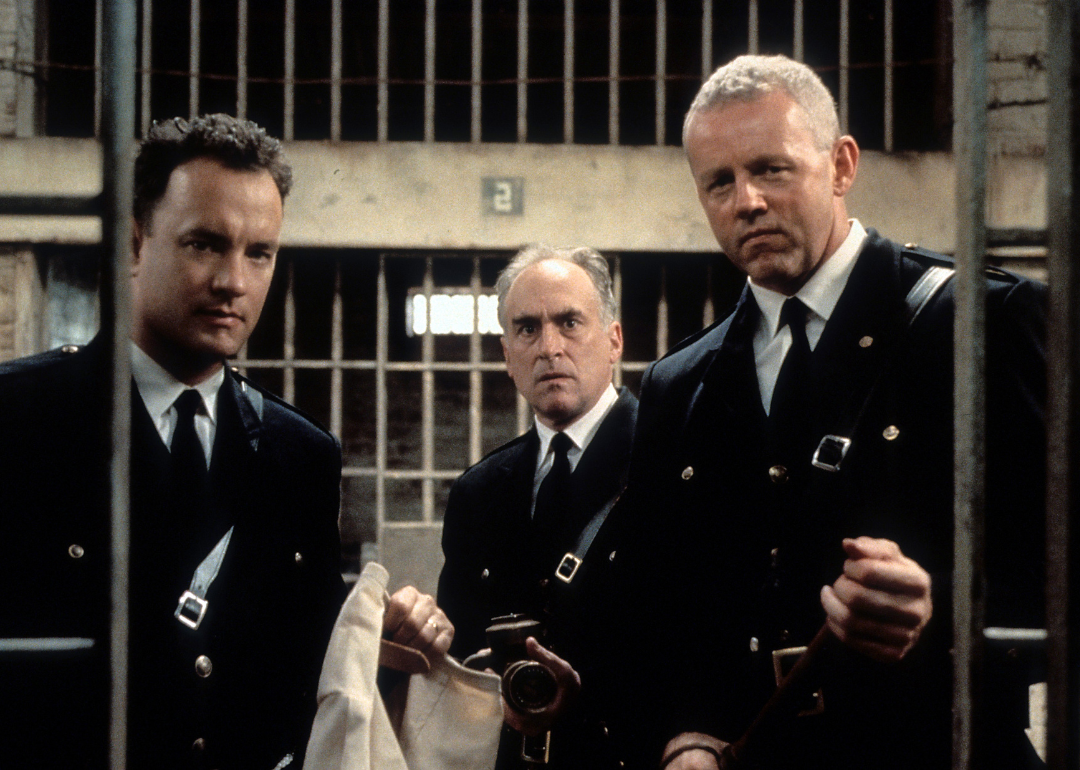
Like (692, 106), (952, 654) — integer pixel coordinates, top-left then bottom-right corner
(471, 0), (482, 142)
(655, 0), (666, 145)
(1044, 2), (1080, 766)
(101, 1), (136, 767)
(425, 0), (436, 143)
(608, 0), (619, 144)
(951, 2), (988, 768)
(564, 0), (574, 143)
(188, 0), (199, 118)
(237, 0), (248, 120)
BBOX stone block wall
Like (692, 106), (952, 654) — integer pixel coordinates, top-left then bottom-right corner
(0, 0), (16, 137)
(988, 0), (1048, 157)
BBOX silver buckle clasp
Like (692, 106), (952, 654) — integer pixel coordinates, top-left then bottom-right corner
(812, 435), (851, 472)
(175, 590), (209, 630)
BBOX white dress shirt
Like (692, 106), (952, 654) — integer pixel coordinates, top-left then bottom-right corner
(749, 220), (868, 413)
(530, 383), (619, 517)
(131, 343), (224, 466)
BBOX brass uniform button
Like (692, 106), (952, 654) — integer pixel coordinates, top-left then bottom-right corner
(192, 738), (206, 753)
(750, 637), (759, 652)
(480, 568), (490, 580)
(904, 242), (918, 249)
(68, 544), (85, 559)
(195, 655), (213, 678)
(609, 550), (617, 562)
(768, 465), (788, 484)
(294, 552), (304, 565)
(780, 629), (791, 643)
(859, 336), (873, 348)
(61, 344), (79, 354)
(770, 548), (779, 567)
(681, 466), (694, 480)
(883, 425), (900, 441)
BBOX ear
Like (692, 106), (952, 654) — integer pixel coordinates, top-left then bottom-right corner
(607, 321), (624, 363)
(831, 136), (859, 198)
(131, 218), (145, 277)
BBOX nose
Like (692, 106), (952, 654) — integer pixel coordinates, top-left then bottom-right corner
(538, 322), (564, 358)
(734, 176), (767, 218)
(211, 250), (247, 297)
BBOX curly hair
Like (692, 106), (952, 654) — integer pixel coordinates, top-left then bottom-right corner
(133, 113), (293, 230)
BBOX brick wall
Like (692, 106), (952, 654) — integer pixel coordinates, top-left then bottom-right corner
(989, 0), (1048, 157)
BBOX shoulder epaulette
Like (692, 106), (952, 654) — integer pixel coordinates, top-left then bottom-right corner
(228, 366), (334, 437)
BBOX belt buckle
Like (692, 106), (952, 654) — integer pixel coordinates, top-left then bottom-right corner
(521, 730), (551, 764)
(811, 435), (851, 472)
(772, 645), (825, 717)
(175, 590), (209, 630)
(555, 553), (582, 584)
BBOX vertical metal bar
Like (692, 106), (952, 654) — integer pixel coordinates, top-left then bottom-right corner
(330, 260), (343, 439)
(656, 0), (666, 146)
(284, 0), (295, 140)
(951, 2), (988, 769)
(656, 264), (668, 358)
(14, 0), (38, 137)
(609, 0), (619, 144)
(101, 1), (136, 767)
(884, 0), (894, 151)
(378, 0), (389, 143)
(421, 258), (435, 522)
(283, 260), (296, 404)
(236, 0), (248, 120)
(424, 0), (436, 142)
(1045, 3), (1080, 766)
(517, 0), (528, 143)
(564, 0), (574, 143)
(141, 0), (152, 135)
(469, 257), (483, 465)
(748, 0), (759, 55)
(189, 0), (199, 118)
(613, 255), (623, 388)
(331, 0), (342, 141)
(376, 256), (389, 558)
(703, 262), (715, 327)
(95, 0), (103, 136)
(793, 0), (804, 62)
(471, 0), (482, 143)
(701, 0), (712, 78)
(839, 0), (850, 133)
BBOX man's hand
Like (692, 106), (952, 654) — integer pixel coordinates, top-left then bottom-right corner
(660, 732), (730, 770)
(820, 536), (932, 663)
(502, 637), (582, 736)
(383, 585), (454, 657)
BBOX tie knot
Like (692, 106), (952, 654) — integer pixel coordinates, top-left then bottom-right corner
(779, 297), (809, 333)
(550, 432), (573, 458)
(174, 389), (203, 421)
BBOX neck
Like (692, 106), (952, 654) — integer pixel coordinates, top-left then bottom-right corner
(132, 337), (223, 386)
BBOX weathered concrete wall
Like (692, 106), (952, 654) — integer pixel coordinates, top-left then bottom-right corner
(0, 0), (16, 137)
(0, 138), (1049, 255)
(989, 0), (1048, 157)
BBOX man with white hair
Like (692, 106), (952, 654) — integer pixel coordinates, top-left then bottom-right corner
(610, 55), (1046, 770)
(439, 244), (637, 769)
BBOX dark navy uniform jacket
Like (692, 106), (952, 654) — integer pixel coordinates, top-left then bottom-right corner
(0, 336), (346, 769)
(439, 386), (638, 770)
(608, 231), (1048, 769)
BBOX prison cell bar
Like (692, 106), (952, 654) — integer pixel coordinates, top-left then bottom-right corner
(951, 2), (989, 769)
(101, 1), (136, 767)
(1045, 2), (1080, 767)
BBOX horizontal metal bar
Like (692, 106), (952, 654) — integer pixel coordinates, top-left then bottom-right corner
(342, 467), (463, 480)
(237, 358), (652, 373)
(986, 227), (1047, 248)
(0, 637), (96, 652)
(984, 627), (1049, 641)
(0, 195), (101, 216)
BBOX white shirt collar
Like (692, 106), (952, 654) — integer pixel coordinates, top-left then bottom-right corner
(749, 219), (868, 340)
(535, 383), (619, 464)
(131, 342), (224, 431)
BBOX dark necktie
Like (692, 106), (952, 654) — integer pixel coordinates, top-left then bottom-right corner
(171, 389), (208, 500)
(770, 297), (811, 426)
(534, 432), (573, 531)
